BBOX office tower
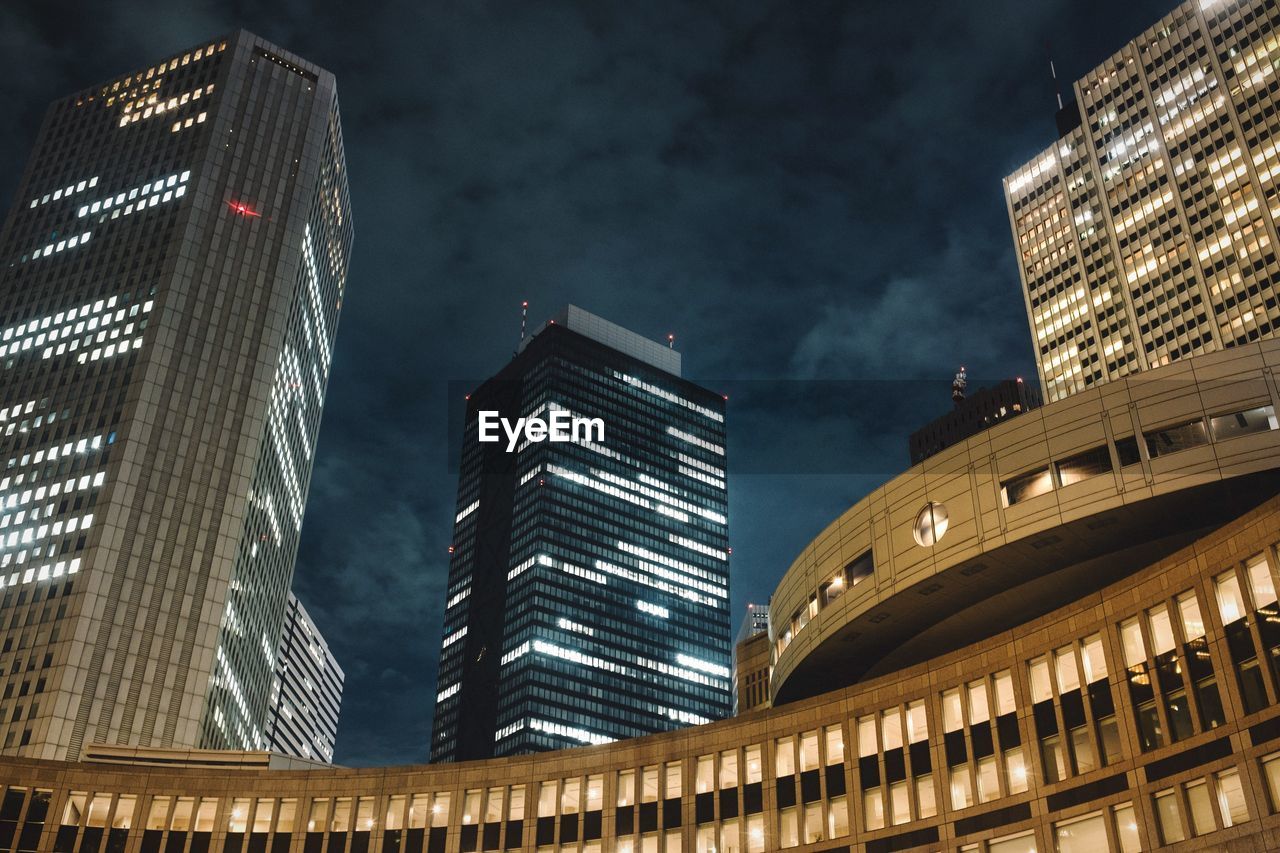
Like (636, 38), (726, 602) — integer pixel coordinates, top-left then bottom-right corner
(908, 378), (1041, 464)
(0, 31), (351, 760)
(732, 603), (769, 716)
(734, 603), (769, 648)
(1005, 0), (1280, 402)
(431, 305), (731, 762)
(266, 592), (344, 764)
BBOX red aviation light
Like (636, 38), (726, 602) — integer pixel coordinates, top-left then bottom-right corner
(226, 200), (261, 217)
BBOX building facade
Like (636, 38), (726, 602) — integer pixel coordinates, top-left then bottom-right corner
(733, 632), (771, 718)
(735, 604), (770, 649)
(9, 344), (1280, 852)
(733, 604), (770, 716)
(431, 306), (731, 762)
(908, 379), (1041, 464)
(0, 31), (351, 760)
(265, 593), (344, 764)
(1004, 0), (1280, 402)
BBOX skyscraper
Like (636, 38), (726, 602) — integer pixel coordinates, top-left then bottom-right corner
(431, 306), (731, 762)
(734, 602), (769, 648)
(0, 31), (351, 759)
(266, 592), (344, 764)
(731, 603), (769, 716)
(1004, 0), (1280, 402)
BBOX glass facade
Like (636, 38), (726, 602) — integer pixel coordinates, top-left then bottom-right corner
(431, 308), (730, 761)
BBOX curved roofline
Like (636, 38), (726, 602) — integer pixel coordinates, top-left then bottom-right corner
(769, 341), (1280, 704)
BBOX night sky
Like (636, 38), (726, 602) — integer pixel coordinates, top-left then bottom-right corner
(2, 0), (1176, 766)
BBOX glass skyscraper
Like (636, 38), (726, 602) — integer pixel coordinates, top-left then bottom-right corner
(0, 31), (351, 759)
(431, 306), (731, 762)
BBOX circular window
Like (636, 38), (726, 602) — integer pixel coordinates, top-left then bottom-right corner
(913, 502), (949, 547)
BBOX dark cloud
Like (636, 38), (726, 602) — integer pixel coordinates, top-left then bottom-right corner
(2, 0), (1176, 765)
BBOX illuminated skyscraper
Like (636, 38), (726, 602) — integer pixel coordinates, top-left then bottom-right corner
(1005, 0), (1280, 402)
(267, 592), (344, 764)
(0, 31), (351, 759)
(431, 306), (731, 762)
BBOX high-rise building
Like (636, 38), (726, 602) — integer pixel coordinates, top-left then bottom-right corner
(732, 603), (769, 716)
(908, 377), (1042, 463)
(266, 592), (344, 764)
(1004, 0), (1280, 402)
(734, 602), (769, 648)
(0, 31), (351, 760)
(431, 305), (731, 762)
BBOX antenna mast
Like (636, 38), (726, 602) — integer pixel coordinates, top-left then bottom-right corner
(1047, 42), (1064, 111)
(952, 366), (968, 408)
(520, 301), (529, 343)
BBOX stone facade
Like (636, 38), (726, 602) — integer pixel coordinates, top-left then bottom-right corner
(8, 479), (1280, 851)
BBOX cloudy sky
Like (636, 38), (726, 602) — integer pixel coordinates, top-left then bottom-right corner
(2, 0), (1174, 765)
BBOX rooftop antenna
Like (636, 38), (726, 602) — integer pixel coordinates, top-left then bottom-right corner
(667, 333), (675, 350)
(1047, 41), (1064, 111)
(952, 366), (968, 407)
(519, 301), (529, 343)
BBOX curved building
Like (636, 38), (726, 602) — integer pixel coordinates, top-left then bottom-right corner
(8, 345), (1280, 852)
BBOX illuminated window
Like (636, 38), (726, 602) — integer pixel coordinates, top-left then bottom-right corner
(1154, 789), (1185, 844)
(1001, 467), (1053, 506)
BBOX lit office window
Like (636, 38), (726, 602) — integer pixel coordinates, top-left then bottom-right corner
(1053, 810), (1106, 853)
(1154, 789), (1186, 844)
(1216, 768), (1250, 827)
(1001, 468), (1053, 506)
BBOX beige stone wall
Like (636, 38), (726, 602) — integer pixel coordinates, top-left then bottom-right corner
(771, 339), (1280, 703)
(9, 489), (1280, 851)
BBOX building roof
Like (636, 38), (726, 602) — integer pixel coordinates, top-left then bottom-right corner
(519, 305), (681, 376)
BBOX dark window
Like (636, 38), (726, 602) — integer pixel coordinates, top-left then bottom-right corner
(1115, 436), (1142, 467)
(1055, 445), (1113, 486)
(844, 551), (873, 587)
(1209, 404), (1277, 441)
(1144, 418), (1208, 458)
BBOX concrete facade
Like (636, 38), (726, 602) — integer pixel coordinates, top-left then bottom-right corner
(267, 593), (344, 764)
(0, 31), (352, 760)
(1005, 0), (1280, 401)
(770, 340), (1280, 705)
